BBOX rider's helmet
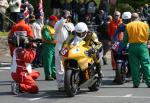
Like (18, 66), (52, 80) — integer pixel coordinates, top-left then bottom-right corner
(121, 12), (132, 24)
(75, 22), (88, 39)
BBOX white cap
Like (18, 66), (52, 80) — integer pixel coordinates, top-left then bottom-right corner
(122, 12), (132, 19)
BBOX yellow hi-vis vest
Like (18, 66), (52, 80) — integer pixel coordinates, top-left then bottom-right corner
(126, 21), (149, 43)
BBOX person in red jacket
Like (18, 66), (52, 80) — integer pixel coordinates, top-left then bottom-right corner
(8, 13), (34, 56)
(8, 13), (40, 95)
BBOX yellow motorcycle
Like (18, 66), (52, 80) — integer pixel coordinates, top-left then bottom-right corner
(60, 36), (102, 97)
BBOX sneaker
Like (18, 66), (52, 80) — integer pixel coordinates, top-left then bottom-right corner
(125, 77), (132, 82)
(45, 76), (54, 81)
(133, 85), (139, 88)
(102, 57), (108, 65)
(100, 71), (104, 78)
(11, 82), (19, 95)
(113, 78), (117, 83)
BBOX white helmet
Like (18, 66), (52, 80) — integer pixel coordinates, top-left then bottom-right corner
(75, 22), (88, 33)
(122, 12), (132, 20)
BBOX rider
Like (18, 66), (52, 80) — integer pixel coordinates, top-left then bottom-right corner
(74, 22), (103, 78)
(111, 11), (132, 83)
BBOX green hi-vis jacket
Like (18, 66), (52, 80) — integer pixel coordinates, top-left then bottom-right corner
(42, 25), (56, 51)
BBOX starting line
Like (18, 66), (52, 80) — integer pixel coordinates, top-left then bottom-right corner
(78, 94), (150, 99)
(28, 94), (150, 101)
(0, 67), (10, 70)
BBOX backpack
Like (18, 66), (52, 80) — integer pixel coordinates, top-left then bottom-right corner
(8, 31), (28, 47)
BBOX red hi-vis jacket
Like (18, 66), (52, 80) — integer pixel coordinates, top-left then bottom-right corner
(8, 20), (34, 56)
(108, 19), (122, 40)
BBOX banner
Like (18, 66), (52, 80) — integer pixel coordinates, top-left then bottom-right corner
(39, 0), (44, 17)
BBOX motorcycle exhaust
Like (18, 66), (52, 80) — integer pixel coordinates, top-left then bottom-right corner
(79, 74), (98, 88)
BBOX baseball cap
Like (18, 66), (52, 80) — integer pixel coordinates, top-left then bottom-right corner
(18, 13), (25, 20)
(114, 11), (121, 16)
(63, 10), (72, 18)
(49, 15), (58, 21)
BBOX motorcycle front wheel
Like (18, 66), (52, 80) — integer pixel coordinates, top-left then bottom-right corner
(64, 69), (79, 97)
(116, 62), (124, 84)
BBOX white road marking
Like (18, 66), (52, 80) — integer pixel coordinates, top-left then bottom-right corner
(28, 94), (64, 101)
(123, 94), (132, 97)
(28, 95), (50, 101)
(0, 63), (11, 65)
(78, 94), (150, 99)
(28, 94), (150, 101)
(0, 67), (10, 70)
(28, 97), (41, 101)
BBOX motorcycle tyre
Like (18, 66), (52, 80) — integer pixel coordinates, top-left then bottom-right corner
(64, 69), (79, 97)
(116, 63), (124, 84)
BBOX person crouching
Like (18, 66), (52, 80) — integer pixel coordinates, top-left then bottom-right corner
(10, 36), (40, 95)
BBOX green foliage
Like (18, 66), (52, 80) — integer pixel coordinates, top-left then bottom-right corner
(117, 3), (135, 13)
(0, 32), (8, 36)
(29, 0), (52, 18)
(117, 0), (149, 9)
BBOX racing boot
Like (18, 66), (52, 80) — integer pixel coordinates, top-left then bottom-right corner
(102, 57), (108, 65)
(96, 63), (104, 78)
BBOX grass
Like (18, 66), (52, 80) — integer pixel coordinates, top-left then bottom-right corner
(0, 32), (8, 36)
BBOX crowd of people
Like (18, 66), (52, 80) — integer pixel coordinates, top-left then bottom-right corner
(1, 0), (150, 95)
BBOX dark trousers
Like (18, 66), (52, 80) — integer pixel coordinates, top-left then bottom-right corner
(0, 13), (4, 31)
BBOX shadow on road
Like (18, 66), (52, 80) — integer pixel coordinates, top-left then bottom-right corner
(15, 89), (89, 99)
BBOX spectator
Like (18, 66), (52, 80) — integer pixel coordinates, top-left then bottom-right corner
(9, 0), (21, 27)
(86, 0), (97, 16)
(122, 13), (150, 88)
(99, 0), (109, 17)
(20, 0), (32, 23)
(29, 15), (43, 68)
(95, 10), (105, 26)
(84, 13), (93, 25)
(143, 4), (150, 20)
(78, 0), (87, 22)
(62, 0), (71, 11)
(0, 0), (9, 32)
(108, 11), (122, 40)
(54, 10), (74, 91)
(70, 0), (78, 24)
(51, 0), (61, 16)
(42, 15), (58, 81)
